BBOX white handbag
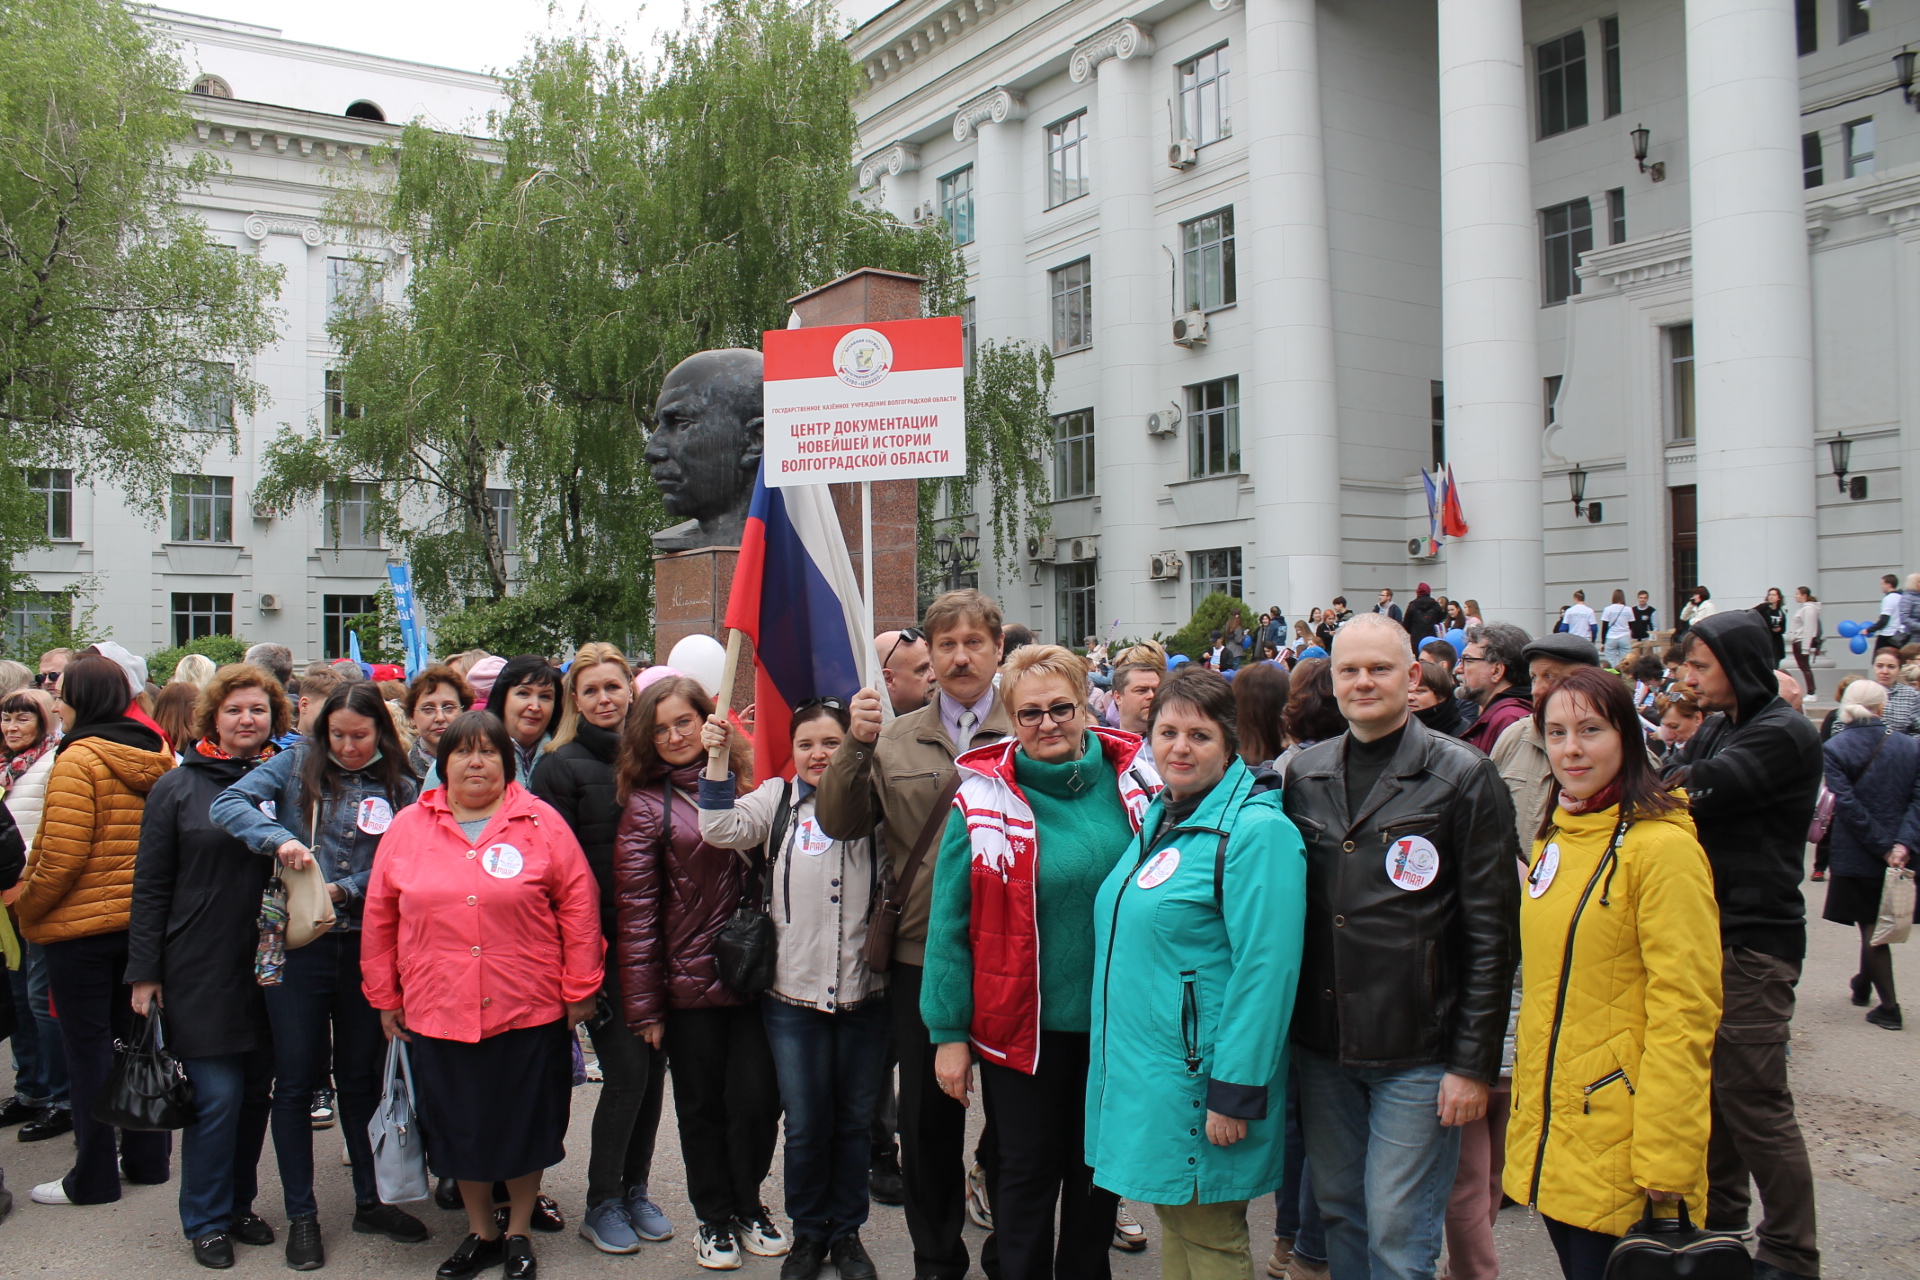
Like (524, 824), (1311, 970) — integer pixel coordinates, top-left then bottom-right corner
(368, 1037), (429, 1204)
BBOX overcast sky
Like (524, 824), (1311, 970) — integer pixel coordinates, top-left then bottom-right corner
(174, 0), (897, 77)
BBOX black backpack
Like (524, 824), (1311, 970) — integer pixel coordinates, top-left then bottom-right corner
(1603, 1198), (1751, 1279)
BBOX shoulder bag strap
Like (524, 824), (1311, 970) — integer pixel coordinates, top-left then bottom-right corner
(886, 770), (965, 917)
(1212, 830), (1230, 909)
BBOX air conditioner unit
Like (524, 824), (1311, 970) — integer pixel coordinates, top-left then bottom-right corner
(1173, 311), (1208, 347)
(1168, 138), (1198, 170)
(1407, 536), (1440, 562)
(911, 201), (939, 226)
(258, 593), (283, 612)
(1056, 535), (1099, 563)
(1026, 534), (1043, 560)
(1146, 403), (1182, 437)
(1148, 551), (1184, 581)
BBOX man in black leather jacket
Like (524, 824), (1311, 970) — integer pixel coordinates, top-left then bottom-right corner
(1666, 610), (1823, 1280)
(1282, 615), (1520, 1280)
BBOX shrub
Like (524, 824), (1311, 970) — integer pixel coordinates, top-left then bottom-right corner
(147, 633), (249, 680)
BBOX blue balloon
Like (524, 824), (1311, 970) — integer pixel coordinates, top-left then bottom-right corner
(1851, 635), (1870, 655)
(1838, 619), (1861, 638)
(1444, 628), (1468, 656)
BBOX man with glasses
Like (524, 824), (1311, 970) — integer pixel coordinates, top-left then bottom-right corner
(1457, 623), (1532, 755)
(877, 628), (935, 715)
(818, 590), (1011, 1280)
(34, 648), (72, 694)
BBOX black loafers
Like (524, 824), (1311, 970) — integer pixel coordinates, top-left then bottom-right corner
(831, 1233), (878, 1280)
(504, 1235), (536, 1280)
(492, 1196), (563, 1235)
(354, 1202), (430, 1243)
(435, 1176), (465, 1211)
(230, 1212), (275, 1246)
(18, 1109), (73, 1143)
(436, 1233), (507, 1279)
(193, 1232), (234, 1270)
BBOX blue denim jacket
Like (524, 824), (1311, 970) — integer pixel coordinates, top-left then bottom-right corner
(208, 742), (419, 931)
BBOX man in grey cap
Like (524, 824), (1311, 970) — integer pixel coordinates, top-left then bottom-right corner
(1489, 633), (1602, 845)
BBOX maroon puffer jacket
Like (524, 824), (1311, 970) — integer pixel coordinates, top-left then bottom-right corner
(614, 761), (749, 1027)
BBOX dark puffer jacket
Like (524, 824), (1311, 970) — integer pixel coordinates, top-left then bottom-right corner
(1821, 719), (1920, 880)
(613, 760), (748, 1027)
(530, 721), (623, 938)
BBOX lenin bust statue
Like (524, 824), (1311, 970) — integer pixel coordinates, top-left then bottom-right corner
(646, 348), (764, 552)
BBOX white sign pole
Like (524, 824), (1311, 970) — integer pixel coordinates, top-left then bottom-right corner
(862, 481), (881, 720)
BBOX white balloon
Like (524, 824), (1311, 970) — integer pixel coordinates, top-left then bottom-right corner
(667, 634), (728, 700)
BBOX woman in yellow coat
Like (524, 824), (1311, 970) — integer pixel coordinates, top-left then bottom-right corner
(1503, 667), (1722, 1280)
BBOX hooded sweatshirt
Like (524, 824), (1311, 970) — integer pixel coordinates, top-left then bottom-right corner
(1665, 611), (1822, 961)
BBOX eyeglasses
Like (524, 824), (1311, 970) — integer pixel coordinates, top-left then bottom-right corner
(882, 628), (925, 668)
(1014, 701), (1079, 728)
(651, 713), (701, 742)
(31, 672), (58, 688)
(1456, 654), (1495, 667)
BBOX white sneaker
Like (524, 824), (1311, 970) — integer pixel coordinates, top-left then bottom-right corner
(732, 1206), (789, 1256)
(696, 1223), (743, 1270)
(30, 1180), (72, 1205)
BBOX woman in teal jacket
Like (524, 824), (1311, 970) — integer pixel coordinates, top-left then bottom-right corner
(1087, 666), (1307, 1280)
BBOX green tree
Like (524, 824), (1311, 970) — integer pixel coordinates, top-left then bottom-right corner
(255, 0), (1051, 655)
(0, 0), (282, 578)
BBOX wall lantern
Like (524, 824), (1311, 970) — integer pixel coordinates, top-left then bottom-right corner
(1896, 48), (1918, 108)
(1567, 465), (1601, 523)
(1630, 124), (1664, 181)
(1830, 432), (1868, 500)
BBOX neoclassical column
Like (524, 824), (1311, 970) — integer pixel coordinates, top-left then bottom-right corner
(1687, 0), (1817, 602)
(953, 88), (1027, 341)
(858, 142), (920, 220)
(1437, 0), (1542, 630)
(1073, 19), (1157, 633)
(1243, 0), (1340, 621)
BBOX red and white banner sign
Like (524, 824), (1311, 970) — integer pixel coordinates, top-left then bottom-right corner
(761, 316), (967, 489)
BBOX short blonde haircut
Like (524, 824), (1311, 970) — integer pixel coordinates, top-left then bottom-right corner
(550, 641), (634, 751)
(0, 660), (32, 697)
(1841, 678), (1889, 725)
(172, 653), (218, 688)
(1001, 643), (1089, 708)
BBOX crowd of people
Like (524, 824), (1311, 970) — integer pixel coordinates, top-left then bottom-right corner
(0, 568), (1891, 1280)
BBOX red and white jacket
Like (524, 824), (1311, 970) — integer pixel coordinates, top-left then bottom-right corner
(953, 727), (1159, 1074)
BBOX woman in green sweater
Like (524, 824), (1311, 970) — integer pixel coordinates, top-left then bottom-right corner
(923, 644), (1161, 1280)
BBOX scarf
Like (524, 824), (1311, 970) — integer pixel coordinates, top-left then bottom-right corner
(196, 737), (280, 763)
(1557, 777), (1623, 817)
(0, 737), (53, 793)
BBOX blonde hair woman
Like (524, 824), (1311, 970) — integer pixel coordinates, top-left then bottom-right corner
(171, 653), (218, 689)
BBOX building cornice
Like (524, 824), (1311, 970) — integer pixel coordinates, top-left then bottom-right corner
(142, 7), (499, 94)
(1578, 227), (1691, 289)
(858, 0), (1015, 93)
(1068, 18), (1153, 83)
(952, 86), (1027, 141)
(858, 141), (922, 190)
(181, 94), (500, 166)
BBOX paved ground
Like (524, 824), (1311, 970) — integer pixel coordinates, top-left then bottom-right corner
(1, 856), (1914, 1278)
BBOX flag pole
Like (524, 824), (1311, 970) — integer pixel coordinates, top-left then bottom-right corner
(861, 480), (877, 684)
(707, 628), (746, 781)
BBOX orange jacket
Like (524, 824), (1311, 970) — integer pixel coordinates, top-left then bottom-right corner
(14, 735), (174, 944)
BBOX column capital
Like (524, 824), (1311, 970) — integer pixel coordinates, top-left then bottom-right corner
(952, 87), (1027, 141)
(858, 142), (921, 191)
(1069, 19), (1155, 83)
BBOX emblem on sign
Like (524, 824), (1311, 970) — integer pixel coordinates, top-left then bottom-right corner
(1137, 847), (1182, 890)
(482, 843), (524, 879)
(833, 328), (894, 389)
(1385, 835), (1440, 891)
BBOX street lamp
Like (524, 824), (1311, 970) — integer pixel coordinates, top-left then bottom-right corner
(1829, 432), (1852, 492)
(1896, 48), (1918, 108)
(935, 529), (980, 590)
(1630, 124), (1663, 180)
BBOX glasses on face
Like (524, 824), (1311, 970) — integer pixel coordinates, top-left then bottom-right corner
(882, 628), (925, 668)
(652, 714), (701, 742)
(1014, 701), (1079, 728)
(32, 672), (58, 688)
(1456, 654), (1493, 667)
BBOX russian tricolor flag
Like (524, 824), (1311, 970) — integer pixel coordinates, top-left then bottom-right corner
(724, 472), (873, 781)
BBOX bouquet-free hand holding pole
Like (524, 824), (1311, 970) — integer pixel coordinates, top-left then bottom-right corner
(708, 629), (746, 781)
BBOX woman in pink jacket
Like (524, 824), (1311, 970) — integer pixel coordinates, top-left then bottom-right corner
(361, 711), (604, 1280)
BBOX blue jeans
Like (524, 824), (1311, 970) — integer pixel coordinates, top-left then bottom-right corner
(1295, 1049), (1460, 1280)
(8, 941), (68, 1108)
(262, 930), (384, 1217)
(1273, 1064), (1327, 1264)
(762, 996), (892, 1243)
(179, 1049), (274, 1239)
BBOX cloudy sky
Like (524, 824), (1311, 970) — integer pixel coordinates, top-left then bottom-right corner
(172, 0), (897, 77)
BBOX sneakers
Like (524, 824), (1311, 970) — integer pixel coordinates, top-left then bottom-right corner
(580, 1201), (642, 1255)
(29, 1179), (72, 1205)
(354, 1202), (430, 1243)
(626, 1186), (674, 1241)
(0, 1096), (43, 1127)
(18, 1109), (73, 1143)
(965, 1162), (993, 1231)
(1867, 1003), (1904, 1030)
(309, 1088), (336, 1129)
(697, 1223), (743, 1270)
(830, 1233), (877, 1280)
(733, 1206), (790, 1256)
(781, 1237), (828, 1280)
(285, 1216), (325, 1271)
(869, 1148), (905, 1205)
(193, 1231), (235, 1270)
(1113, 1203), (1147, 1253)
(1810, 870), (1827, 882)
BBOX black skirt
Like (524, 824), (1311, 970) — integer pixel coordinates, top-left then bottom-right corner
(1822, 873), (1884, 927)
(410, 1018), (572, 1182)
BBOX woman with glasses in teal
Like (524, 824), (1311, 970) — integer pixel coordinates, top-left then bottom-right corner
(922, 644), (1161, 1280)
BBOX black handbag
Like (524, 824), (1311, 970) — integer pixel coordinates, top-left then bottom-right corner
(713, 781), (789, 997)
(1603, 1198), (1752, 1279)
(94, 1008), (196, 1131)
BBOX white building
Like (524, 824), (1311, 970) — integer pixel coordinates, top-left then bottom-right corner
(15, 9), (502, 662)
(852, 0), (1918, 645)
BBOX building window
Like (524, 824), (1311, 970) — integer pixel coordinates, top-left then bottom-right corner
(170, 475), (233, 544)
(940, 166), (975, 247)
(1544, 375), (1564, 430)
(1536, 30), (1589, 138)
(7, 592), (66, 652)
(1602, 16), (1622, 117)
(961, 299), (976, 376)
(1803, 132), (1825, 187)
(1842, 0), (1869, 41)
(1052, 409), (1096, 498)
(1669, 484), (1697, 620)
(326, 256), (384, 323)
(172, 593), (234, 646)
(1187, 377), (1240, 478)
(1056, 563), (1097, 648)
(1178, 45), (1231, 147)
(1845, 118), (1874, 177)
(486, 487), (516, 548)
(1046, 112), (1090, 208)
(1667, 324), (1695, 442)
(322, 481), (379, 549)
(322, 594), (378, 660)
(1189, 547), (1242, 612)
(1430, 380), (1445, 468)
(1181, 208), (1237, 313)
(26, 468), (72, 540)
(324, 370), (362, 436)
(191, 74), (232, 97)
(1050, 258), (1093, 355)
(178, 361), (234, 432)
(1796, 0), (1817, 54)
(1541, 198), (1593, 304)
(1606, 187), (1626, 244)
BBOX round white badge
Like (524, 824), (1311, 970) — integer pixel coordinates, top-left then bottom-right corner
(356, 797), (393, 835)
(259, 799), (276, 820)
(1529, 843), (1561, 899)
(1384, 835), (1441, 892)
(833, 328), (894, 389)
(481, 843), (524, 879)
(1137, 847), (1181, 890)
(797, 819), (832, 857)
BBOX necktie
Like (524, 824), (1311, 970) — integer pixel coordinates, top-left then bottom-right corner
(957, 710), (978, 749)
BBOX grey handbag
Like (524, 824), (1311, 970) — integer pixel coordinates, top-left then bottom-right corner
(368, 1038), (429, 1204)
